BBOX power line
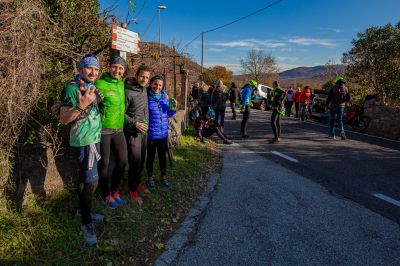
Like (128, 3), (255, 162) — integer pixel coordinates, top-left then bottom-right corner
(181, 0), (283, 50)
(181, 33), (202, 51)
(205, 0), (283, 33)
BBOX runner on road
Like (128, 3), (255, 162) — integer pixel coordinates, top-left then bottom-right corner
(269, 81), (286, 144)
(240, 80), (258, 138)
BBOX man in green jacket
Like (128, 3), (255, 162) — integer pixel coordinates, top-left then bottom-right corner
(95, 56), (129, 209)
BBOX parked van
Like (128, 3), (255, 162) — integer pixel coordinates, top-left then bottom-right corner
(252, 84), (273, 111)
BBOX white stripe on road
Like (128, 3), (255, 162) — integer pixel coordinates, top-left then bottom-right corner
(372, 192), (400, 207)
(271, 151), (299, 163)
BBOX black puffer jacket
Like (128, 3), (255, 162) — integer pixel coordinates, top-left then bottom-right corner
(211, 89), (229, 111)
(124, 77), (149, 134)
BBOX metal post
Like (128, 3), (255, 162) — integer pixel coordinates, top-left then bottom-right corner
(173, 46), (177, 99)
(158, 9), (161, 56)
(201, 32), (204, 80)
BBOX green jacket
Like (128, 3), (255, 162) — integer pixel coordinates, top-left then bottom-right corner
(95, 72), (125, 129)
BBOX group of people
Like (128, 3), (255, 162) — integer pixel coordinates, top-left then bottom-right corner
(55, 54), (177, 246)
(190, 76), (350, 143)
(189, 79), (258, 142)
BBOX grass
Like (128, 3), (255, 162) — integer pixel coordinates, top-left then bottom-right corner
(0, 126), (221, 265)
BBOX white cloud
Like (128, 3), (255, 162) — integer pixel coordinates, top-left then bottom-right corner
(213, 41), (251, 47)
(277, 56), (299, 62)
(287, 38), (336, 47)
(208, 48), (225, 52)
(213, 39), (287, 49)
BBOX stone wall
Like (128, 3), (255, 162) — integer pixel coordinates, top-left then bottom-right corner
(364, 99), (400, 140)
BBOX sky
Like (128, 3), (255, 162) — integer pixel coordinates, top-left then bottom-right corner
(99, 0), (400, 74)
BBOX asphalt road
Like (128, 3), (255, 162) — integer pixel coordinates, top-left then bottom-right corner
(173, 127), (400, 265)
(222, 107), (400, 224)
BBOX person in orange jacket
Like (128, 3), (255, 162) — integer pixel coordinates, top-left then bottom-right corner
(298, 86), (311, 121)
(293, 87), (302, 118)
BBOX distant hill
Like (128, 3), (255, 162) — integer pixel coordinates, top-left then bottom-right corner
(233, 65), (344, 88)
(278, 65), (344, 88)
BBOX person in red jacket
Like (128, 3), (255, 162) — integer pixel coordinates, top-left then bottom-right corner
(293, 87), (302, 118)
(299, 86), (311, 121)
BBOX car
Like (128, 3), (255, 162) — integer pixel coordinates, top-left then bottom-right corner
(251, 84), (273, 111)
(311, 89), (329, 121)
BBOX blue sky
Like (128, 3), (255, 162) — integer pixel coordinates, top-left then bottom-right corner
(99, 0), (400, 74)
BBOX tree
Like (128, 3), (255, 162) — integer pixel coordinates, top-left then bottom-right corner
(343, 22), (400, 102)
(202, 65), (233, 87)
(240, 49), (278, 83)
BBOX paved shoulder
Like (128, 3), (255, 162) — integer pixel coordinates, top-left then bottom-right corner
(174, 143), (400, 266)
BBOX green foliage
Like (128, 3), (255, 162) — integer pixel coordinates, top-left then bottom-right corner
(343, 22), (400, 101)
(0, 128), (220, 265)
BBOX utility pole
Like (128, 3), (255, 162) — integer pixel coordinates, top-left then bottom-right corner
(201, 32), (204, 80)
(173, 46), (177, 98)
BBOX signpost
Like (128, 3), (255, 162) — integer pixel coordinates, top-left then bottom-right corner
(111, 25), (140, 55)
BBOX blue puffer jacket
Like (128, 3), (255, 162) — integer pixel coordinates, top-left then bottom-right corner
(147, 89), (175, 140)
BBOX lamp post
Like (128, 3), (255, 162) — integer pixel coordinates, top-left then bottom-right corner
(157, 5), (167, 56)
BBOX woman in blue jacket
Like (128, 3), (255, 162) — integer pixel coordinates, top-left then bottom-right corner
(146, 75), (177, 191)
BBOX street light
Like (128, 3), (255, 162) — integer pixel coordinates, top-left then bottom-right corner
(157, 5), (167, 56)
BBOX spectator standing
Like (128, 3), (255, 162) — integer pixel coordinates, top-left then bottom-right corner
(293, 87), (302, 118)
(210, 80), (229, 130)
(228, 82), (239, 120)
(190, 82), (201, 100)
(299, 86), (311, 121)
(326, 77), (350, 140)
(285, 87), (294, 117)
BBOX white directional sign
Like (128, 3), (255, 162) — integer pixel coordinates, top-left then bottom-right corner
(112, 25), (140, 54)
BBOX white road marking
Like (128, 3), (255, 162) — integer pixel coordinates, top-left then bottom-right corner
(271, 151), (299, 163)
(372, 192), (400, 207)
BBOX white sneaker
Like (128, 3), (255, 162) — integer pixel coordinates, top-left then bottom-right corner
(328, 135), (336, 140)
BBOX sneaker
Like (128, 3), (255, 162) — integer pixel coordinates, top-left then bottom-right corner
(129, 191), (143, 207)
(269, 138), (280, 144)
(76, 209), (104, 223)
(112, 192), (126, 205)
(147, 179), (156, 192)
(160, 178), (172, 189)
(223, 140), (232, 145)
(340, 132), (346, 140)
(328, 135), (336, 140)
(81, 223), (97, 246)
(105, 194), (119, 209)
(137, 183), (151, 195)
(241, 134), (250, 139)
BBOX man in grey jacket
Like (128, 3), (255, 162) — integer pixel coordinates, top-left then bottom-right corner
(326, 76), (350, 140)
(124, 65), (152, 206)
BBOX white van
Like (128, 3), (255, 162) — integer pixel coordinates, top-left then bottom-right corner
(252, 84), (273, 111)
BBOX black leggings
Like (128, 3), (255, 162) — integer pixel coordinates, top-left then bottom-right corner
(146, 138), (168, 177)
(270, 110), (281, 139)
(240, 106), (250, 135)
(126, 132), (147, 191)
(98, 131), (128, 197)
(202, 125), (231, 143)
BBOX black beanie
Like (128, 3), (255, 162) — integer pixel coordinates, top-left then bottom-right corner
(110, 56), (128, 70)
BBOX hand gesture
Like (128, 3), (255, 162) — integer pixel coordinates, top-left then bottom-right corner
(136, 122), (149, 133)
(77, 87), (96, 110)
(51, 101), (61, 114)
